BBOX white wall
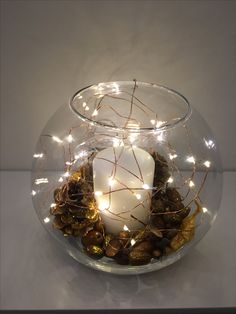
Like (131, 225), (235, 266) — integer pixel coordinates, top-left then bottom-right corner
(1, 0), (236, 170)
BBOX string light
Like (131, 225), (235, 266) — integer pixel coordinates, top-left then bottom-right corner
(95, 191), (103, 196)
(44, 217), (50, 223)
(189, 180), (195, 187)
(65, 161), (73, 166)
(92, 109), (98, 116)
(52, 136), (62, 143)
(123, 225), (130, 231)
(33, 153), (44, 158)
(63, 171), (70, 177)
(142, 184), (150, 190)
(35, 178), (48, 185)
(186, 156), (195, 164)
(167, 177), (174, 183)
(135, 193), (141, 200)
(85, 106), (90, 111)
(204, 160), (211, 168)
(67, 134), (74, 143)
(98, 200), (109, 211)
(31, 190), (36, 196)
(131, 239), (136, 246)
(58, 177), (63, 182)
(204, 139), (215, 149)
(169, 153), (177, 160)
(82, 102), (87, 108)
(50, 203), (57, 208)
(202, 207), (208, 213)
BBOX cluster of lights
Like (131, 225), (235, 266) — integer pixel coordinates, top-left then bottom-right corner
(204, 139), (215, 149)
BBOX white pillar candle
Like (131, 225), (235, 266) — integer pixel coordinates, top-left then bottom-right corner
(93, 145), (155, 234)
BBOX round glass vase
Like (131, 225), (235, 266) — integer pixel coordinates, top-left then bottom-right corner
(31, 81), (222, 275)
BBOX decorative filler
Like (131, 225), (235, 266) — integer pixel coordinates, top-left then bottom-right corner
(32, 81), (222, 274)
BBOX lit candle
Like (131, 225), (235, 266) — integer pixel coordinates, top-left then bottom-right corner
(93, 145), (155, 234)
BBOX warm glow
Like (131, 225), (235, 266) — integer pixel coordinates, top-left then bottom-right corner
(50, 203), (57, 208)
(113, 138), (124, 147)
(108, 177), (116, 186)
(202, 207), (208, 213)
(150, 119), (156, 125)
(142, 183), (150, 190)
(135, 193), (142, 200)
(95, 191), (103, 196)
(167, 176), (174, 183)
(98, 200), (109, 211)
(44, 217), (50, 223)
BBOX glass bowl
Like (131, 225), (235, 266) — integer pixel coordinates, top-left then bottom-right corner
(31, 81), (223, 274)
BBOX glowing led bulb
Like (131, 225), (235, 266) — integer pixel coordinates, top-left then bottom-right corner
(169, 153), (177, 160)
(186, 156), (195, 164)
(44, 217), (50, 223)
(131, 239), (136, 246)
(189, 180), (195, 187)
(204, 160), (211, 168)
(135, 193), (142, 200)
(52, 136), (62, 143)
(142, 184), (150, 190)
(123, 225), (130, 231)
(167, 177), (174, 183)
(67, 134), (74, 143)
(95, 191), (103, 196)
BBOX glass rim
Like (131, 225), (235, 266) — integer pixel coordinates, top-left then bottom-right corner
(69, 80), (192, 132)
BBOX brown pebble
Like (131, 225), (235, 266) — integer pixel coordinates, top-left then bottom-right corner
(151, 216), (165, 229)
(63, 226), (73, 236)
(86, 245), (104, 259)
(163, 212), (182, 225)
(118, 231), (130, 246)
(105, 239), (121, 257)
(166, 188), (182, 203)
(94, 220), (104, 233)
(81, 230), (103, 247)
(152, 249), (162, 258)
(61, 214), (74, 224)
(133, 241), (153, 253)
(52, 216), (66, 229)
(115, 249), (130, 265)
(164, 229), (179, 239)
(129, 250), (152, 266)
